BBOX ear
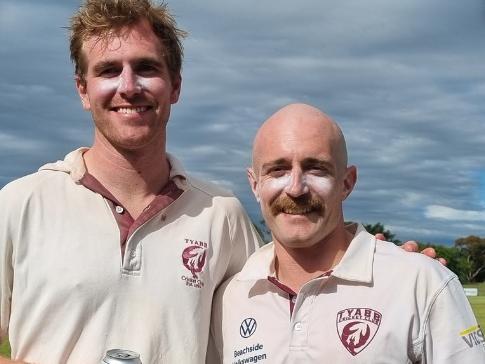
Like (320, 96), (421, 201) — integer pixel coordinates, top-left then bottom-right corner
(342, 165), (357, 201)
(170, 73), (182, 104)
(247, 167), (260, 202)
(75, 76), (91, 110)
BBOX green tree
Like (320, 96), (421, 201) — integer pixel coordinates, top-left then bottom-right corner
(455, 235), (485, 282)
(362, 222), (401, 244)
(418, 243), (469, 283)
(254, 219), (271, 244)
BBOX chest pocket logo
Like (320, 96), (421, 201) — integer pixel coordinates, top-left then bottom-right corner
(240, 318), (257, 338)
(336, 308), (382, 356)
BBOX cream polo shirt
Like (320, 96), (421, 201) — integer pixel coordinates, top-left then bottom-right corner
(0, 148), (261, 364)
(211, 224), (485, 363)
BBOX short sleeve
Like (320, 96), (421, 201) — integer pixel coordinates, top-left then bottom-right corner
(422, 276), (485, 362)
(224, 201), (261, 281)
(0, 187), (14, 340)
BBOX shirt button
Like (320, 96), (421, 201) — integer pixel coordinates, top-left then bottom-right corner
(294, 322), (302, 331)
(115, 205), (124, 214)
(161, 214), (166, 221)
(130, 250), (137, 259)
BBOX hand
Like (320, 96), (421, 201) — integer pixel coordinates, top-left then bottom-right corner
(374, 234), (447, 266)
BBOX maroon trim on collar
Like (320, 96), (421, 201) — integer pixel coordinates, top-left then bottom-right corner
(80, 173), (123, 207)
(126, 180), (183, 243)
(267, 270), (333, 317)
(267, 276), (297, 316)
(79, 173), (183, 257)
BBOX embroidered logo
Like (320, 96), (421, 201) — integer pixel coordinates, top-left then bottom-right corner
(240, 318), (257, 338)
(336, 308), (381, 356)
(181, 239), (208, 289)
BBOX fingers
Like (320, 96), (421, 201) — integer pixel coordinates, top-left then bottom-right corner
(420, 247), (437, 259)
(438, 257), (448, 266)
(374, 233), (386, 241)
(401, 241), (419, 252)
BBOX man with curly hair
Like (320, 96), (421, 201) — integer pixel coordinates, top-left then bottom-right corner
(0, 1), (260, 363)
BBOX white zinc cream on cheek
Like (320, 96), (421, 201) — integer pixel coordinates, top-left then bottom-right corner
(256, 173), (333, 202)
(304, 174), (333, 195)
(97, 76), (121, 94)
(256, 174), (291, 203)
(97, 74), (151, 94)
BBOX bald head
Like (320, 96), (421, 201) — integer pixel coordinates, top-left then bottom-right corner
(252, 103), (348, 175)
(248, 103), (356, 250)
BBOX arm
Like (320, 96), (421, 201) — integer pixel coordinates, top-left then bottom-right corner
(222, 199), (261, 281)
(206, 199), (260, 363)
(206, 278), (230, 364)
(422, 277), (485, 362)
(0, 195), (13, 364)
(0, 190), (27, 364)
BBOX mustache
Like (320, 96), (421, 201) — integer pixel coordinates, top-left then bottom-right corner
(270, 195), (323, 215)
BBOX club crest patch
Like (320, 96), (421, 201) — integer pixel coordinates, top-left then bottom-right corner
(181, 239), (208, 289)
(336, 308), (382, 356)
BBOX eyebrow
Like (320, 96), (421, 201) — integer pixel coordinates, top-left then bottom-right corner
(135, 57), (165, 68)
(92, 60), (118, 74)
(92, 57), (165, 74)
(261, 158), (289, 171)
(301, 158), (333, 169)
(260, 157), (335, 173)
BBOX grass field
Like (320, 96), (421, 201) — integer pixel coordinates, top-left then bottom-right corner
(465, 282), (485, 328)
(0, 339), (9, 357)
(0, 283), (483, 359)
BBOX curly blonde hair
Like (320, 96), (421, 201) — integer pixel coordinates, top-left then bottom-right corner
(70, 0), (186, 81)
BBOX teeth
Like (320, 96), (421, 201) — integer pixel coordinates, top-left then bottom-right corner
(283, 208), (312, 215)
(116, 106), (148, 114)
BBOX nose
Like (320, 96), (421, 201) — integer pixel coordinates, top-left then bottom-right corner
(284, 170), (309, 198)
(118, 68), (142, 98)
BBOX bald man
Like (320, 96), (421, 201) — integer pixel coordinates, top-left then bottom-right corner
(210, 104), (484, 363)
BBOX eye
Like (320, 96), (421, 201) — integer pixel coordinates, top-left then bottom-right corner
(98, 67), (120, 78)
(266, 166), (288, 178)
(136, 63), (161, 76)
(307, 166), (329, 176)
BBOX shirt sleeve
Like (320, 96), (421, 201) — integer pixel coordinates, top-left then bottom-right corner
(224, 199), (261, 282)
(422, 276), (485, 362)
(0, 187), (14, 341)
(208, 277), (232, 364)
(207, 198), (261, 362)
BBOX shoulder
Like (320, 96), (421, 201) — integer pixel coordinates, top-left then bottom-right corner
(374, 240), (456, 287)
(186, 175), (235, 198)
(185, 175), (249, 215)
(0, 169), (66, 201)
(222, 243), (274, 293)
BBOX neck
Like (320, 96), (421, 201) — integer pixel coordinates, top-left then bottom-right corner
(274, 224), (352, 292)
(84, 133), (170, 218)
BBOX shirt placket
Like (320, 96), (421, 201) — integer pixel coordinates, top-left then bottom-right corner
(80, 173), (184, 272)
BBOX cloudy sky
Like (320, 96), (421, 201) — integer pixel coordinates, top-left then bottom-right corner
(1, 0), (484, 245)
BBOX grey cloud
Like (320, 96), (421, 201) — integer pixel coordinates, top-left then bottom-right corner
(2, 0), (485, 244)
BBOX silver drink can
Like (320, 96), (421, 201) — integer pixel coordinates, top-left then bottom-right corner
(101, 349), (142, 364)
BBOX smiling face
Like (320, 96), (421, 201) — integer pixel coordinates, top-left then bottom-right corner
(248, 104), (356, 249)
(76, 19), (181, 152)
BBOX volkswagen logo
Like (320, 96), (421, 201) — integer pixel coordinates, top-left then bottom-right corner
(240, 318), (257, 338)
